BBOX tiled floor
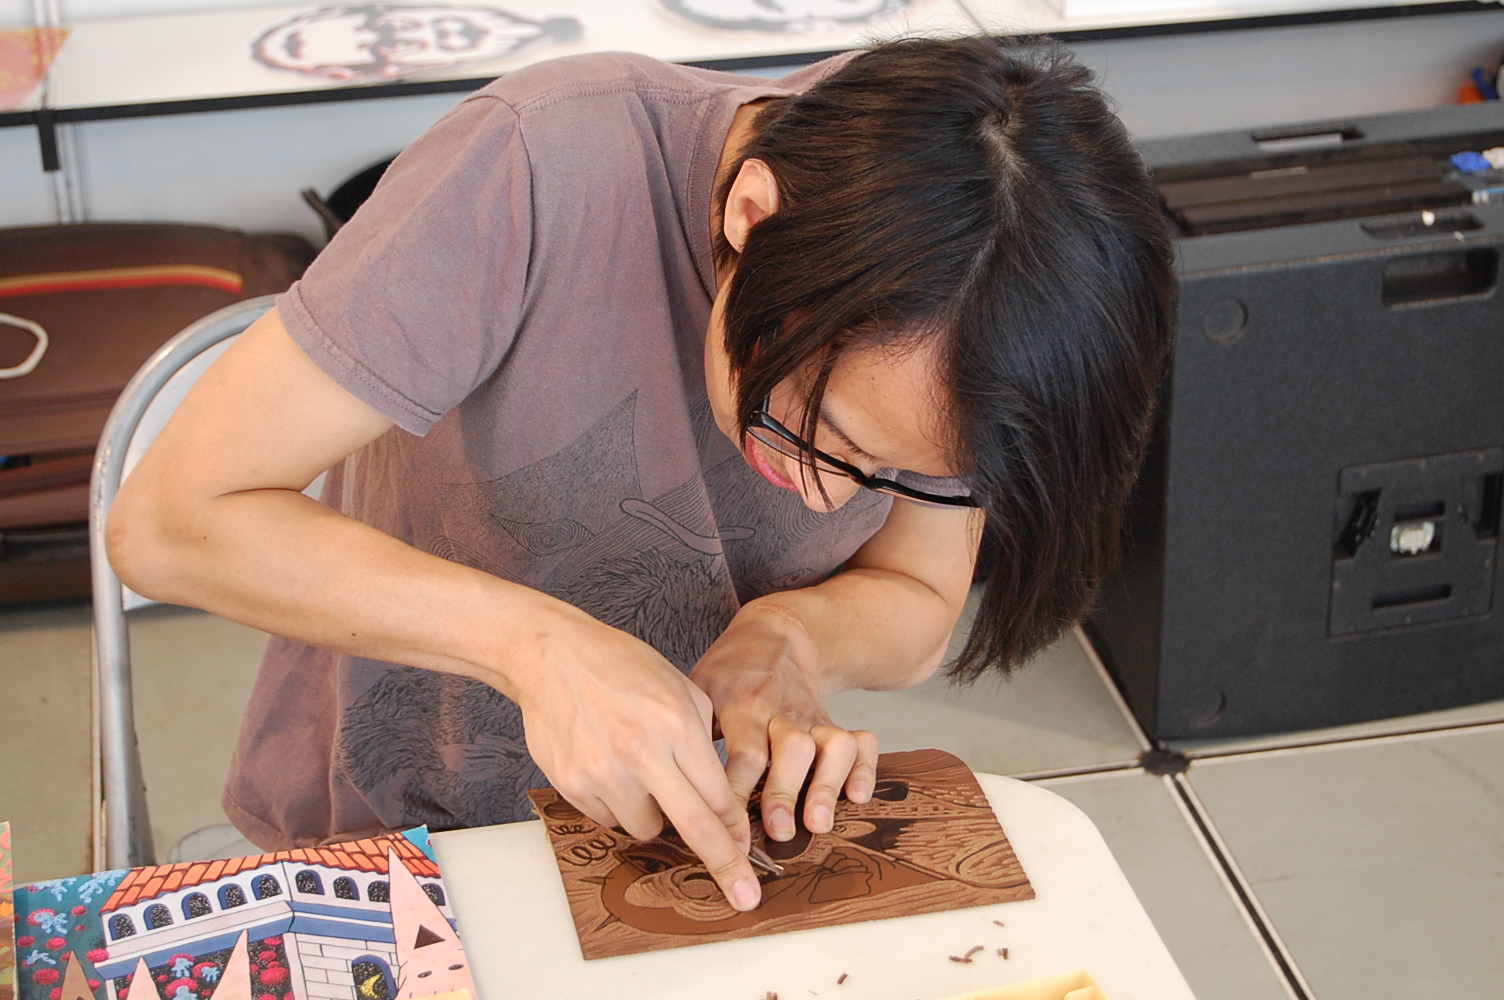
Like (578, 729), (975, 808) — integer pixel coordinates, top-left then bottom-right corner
(1187, 728), (1504, 999)
(4, 593), (1504, 998)
(0, 599), (267, 883)
(1038, 772), (1290, 1000)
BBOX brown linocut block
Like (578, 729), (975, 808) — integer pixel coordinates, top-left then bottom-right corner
(528, 748), (1034, 960)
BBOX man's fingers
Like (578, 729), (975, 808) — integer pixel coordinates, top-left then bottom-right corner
(760, 716), (816, 841)
(563, 790), (621, 833)
(689, 683), (717, 739)
(803, 725), (858, 834)
(674, 732), (753, 855)
(653, 768), (762, 912)
(846, 729), (880, 803)
(719, 710), (771, 814)
(603, 787), (668, 843)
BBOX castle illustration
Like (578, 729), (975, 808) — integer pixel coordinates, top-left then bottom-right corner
(79, 834), (472, 1000)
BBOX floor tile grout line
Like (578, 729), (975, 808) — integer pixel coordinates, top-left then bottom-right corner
(1164, 772), (1315, 1000)
(1072, 625), (1154, 754)
(1072, 622), (1504, 765)
(1181, 715), (1504, 764)
(1011, 760), (1143, 783)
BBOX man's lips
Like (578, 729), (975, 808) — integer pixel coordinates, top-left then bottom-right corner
(744, 438), (799, 491)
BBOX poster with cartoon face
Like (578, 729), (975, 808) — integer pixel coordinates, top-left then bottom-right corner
(658, 0), (920, 33)
(252, 4), (582, 81)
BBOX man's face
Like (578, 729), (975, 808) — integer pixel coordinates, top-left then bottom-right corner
(662, 0), (918, 32)
(254, 5), (578, 80)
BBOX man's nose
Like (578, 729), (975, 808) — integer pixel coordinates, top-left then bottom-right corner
(799, 471), (863, 513)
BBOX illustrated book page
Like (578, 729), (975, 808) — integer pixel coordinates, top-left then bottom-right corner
(9, 828), (475, 1000)
(529, 747), (1034, 960)
(1, 822), (14, 1000)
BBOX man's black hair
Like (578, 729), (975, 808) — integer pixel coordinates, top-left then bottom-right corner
(714, 36), (1177, 680)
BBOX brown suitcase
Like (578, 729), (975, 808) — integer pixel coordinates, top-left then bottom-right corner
(0, 223), (316, 604)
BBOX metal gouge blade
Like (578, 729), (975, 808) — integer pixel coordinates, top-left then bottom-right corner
(748, 844), (784, 876)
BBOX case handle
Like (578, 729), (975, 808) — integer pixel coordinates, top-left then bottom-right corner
(0, 312), (48, 379)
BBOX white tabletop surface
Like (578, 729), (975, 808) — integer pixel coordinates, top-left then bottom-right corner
(0, 0), (1469, 115)
(431, 773), (1196, 1000)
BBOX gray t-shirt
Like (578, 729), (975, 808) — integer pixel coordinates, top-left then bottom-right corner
(223, 51), (891, 849)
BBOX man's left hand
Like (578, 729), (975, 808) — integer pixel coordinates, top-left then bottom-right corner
(689, 603), (878, 841)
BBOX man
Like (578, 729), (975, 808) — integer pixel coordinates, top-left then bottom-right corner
(108, 37), (1175, 912)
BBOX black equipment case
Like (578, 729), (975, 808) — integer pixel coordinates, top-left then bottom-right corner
(1089, 104), (1504, 740)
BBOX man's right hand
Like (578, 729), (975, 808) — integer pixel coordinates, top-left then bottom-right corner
(512, 601), (762, 911)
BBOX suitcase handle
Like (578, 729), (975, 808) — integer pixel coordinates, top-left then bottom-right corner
(0, 312), (48, 379)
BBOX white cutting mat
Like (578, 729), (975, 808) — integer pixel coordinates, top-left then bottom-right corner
(431, 773), (1193, 1000)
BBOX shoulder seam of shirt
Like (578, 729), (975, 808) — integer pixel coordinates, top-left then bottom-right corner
(493, 77), (742, 117)
(505, 97), (541, 367)
(283, 286), (445, 434)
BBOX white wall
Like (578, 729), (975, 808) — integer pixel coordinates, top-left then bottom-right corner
(1073, 8), (1504, 139)
(3, 8), (1504, 234)
(0, 125), (57, 227)
(65, 92), (469, 244)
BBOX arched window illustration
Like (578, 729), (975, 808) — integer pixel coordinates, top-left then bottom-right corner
(349, 956), (394, 1000)
(109, 915), (136, 940)
(366, 880), (389, 903)
(422, 883), (444, 907)
(252, 875), (282, 899)
(182, 893), (212, 919)
(219, 884), (247, 909)
(333, 877), (359, 900)
(144, 904), (173, 929)
(295, 870), (324, 894)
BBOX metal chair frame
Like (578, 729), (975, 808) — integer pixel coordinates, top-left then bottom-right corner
(90, 296), (277, 870)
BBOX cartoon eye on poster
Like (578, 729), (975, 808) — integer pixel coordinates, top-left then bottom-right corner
(659, 0), (921, 33)
(252, 5), (583, 82)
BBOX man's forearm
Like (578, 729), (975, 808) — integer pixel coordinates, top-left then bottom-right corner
(739, 565), (962, 695)
(109, 483), (583, 700)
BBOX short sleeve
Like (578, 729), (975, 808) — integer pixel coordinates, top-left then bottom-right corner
(278, 94), (532, 436)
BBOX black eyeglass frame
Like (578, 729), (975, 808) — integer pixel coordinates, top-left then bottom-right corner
(747, 394), (978, 508)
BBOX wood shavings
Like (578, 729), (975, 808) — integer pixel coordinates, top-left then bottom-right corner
(992, 920), (1005, 928)
(763, 992), (778, 1000)
(948, 945), (983, 964)
(997, 947), (1010, 959)
(837, 973), (848, 985)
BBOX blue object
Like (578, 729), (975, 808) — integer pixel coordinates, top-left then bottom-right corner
(1452, 151), (1492, 174)
(1473, 67), (1500, 101)
(402, 824), (438, 862)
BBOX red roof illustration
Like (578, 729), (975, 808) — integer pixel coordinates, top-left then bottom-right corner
(101, 834), (441, 912)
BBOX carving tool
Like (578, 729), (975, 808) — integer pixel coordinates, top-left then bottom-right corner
(747, 843), (784, 877)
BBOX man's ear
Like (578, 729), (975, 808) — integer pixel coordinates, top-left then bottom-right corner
(723, 158), (781, 254)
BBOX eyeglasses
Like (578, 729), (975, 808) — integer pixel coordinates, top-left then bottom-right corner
(747, 395), (978, 508)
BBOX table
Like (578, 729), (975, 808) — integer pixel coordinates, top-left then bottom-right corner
(0, 0), (1490, 170)
(430, 774), (1195, 1000)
